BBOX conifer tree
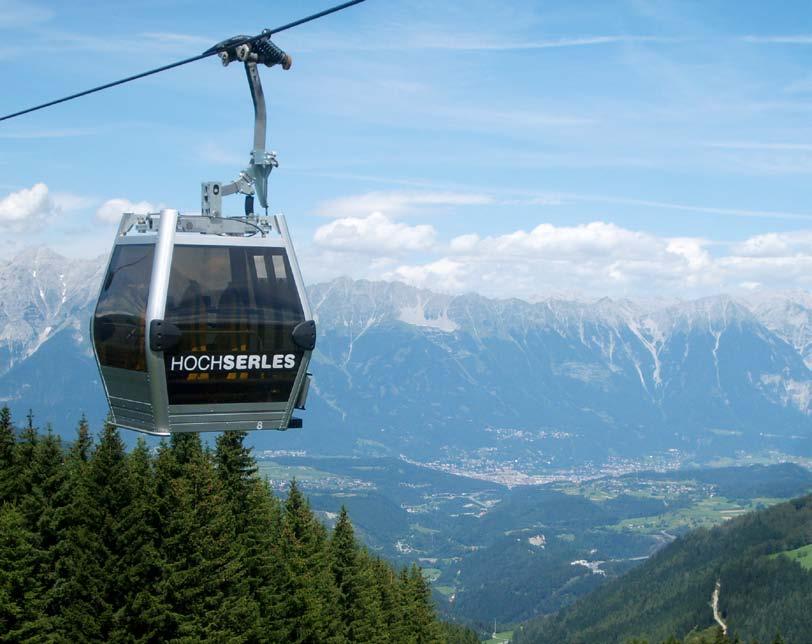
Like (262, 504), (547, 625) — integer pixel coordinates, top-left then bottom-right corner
(88, 421), (131, 638)
(440, 621), (481, 644)
(110, 438), (170, 642)
(214, 431), (258, 518)
(169, 431), (203, 468)
(71, 414), (92, 463)
(370, 555), (401, 637)
(278, 480), (342, 643)
(15, 422), (64, 543)
(237, 477), (289, 639)
(159, 434), (257, 642)
(330, 507), (385, 643)
(0, 504), (46, 642)
(40, 420), (107, 641)
(24, 424), (68, 631)
(30, 426), (66, 540)
(395, 564), (444, 644)
(0, 406), (16, 502)
(14, 418), (38, 514)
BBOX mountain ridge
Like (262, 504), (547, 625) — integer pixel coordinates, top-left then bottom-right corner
(1, 246), (812, 465)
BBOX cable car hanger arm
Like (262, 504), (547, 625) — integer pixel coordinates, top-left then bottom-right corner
(0, 0), (367, 123)
(200, 37), (286, 219)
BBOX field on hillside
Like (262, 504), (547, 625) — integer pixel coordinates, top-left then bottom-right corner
(607, 496), (787, 534)
(770, 543), (812, 570)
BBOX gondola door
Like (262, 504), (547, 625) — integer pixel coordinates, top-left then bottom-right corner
(92, 240), (156, 432)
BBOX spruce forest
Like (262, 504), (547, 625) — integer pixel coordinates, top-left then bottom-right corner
(0, 406), (477, 643)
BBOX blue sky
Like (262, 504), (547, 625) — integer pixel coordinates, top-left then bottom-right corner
(4, 0), (812, 299)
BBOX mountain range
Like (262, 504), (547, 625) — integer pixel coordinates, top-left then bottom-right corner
(2, 246), (812, 464)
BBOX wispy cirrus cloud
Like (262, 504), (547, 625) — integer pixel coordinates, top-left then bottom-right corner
(140, 32), (213, 47)
(695, 141), (812, 175)
(567, 194), (812, 221)
(0, 127), (103, 139)
(315, 190), (495, 218)
(702, 141), (812, 151)
(315, 180), (812, 223)
(430, 105), (595, 129)
(415, 34), (687, 51)
(740, 35), (812, 45)
(16, 29), (213, 57)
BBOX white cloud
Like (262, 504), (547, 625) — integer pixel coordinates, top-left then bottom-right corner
(314, 212), (436, 254)
(315, 190), (494, 218)
(448, 221), (657, 260)
(371, 224), (812, 298)
(385, 259), (465, 291)
(0, 183), (97, 233)
(732, 231), (812, 258)
(0, 183), (56, 230)
(308, 219), (724, 297)
(408, 221), (718, 297)
(96, 198), (157, 224)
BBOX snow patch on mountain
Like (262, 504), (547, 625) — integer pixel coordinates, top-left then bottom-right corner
(758, 374), (812, 414)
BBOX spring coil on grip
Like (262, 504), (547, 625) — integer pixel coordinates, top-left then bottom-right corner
(253, 38), (292, 69)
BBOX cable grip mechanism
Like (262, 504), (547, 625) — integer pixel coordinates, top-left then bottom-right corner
(201, 34), (291, 219)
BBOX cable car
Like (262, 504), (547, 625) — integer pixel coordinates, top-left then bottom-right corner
(91, 35), (316, 435)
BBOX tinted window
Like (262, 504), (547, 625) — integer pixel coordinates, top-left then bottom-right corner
(163, 245), (305, 405)
(93, 244), (154, 371)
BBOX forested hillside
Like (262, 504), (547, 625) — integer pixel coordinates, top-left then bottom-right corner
(0, 407), (476, 643)
(514, 495), (812, 643)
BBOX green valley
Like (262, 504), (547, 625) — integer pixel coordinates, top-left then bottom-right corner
(254, 456), (812, 629)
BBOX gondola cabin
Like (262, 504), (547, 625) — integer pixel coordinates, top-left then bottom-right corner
(92, 209), (315, 436)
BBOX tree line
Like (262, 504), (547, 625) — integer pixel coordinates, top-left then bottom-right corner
(0, 407), (477, 643)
